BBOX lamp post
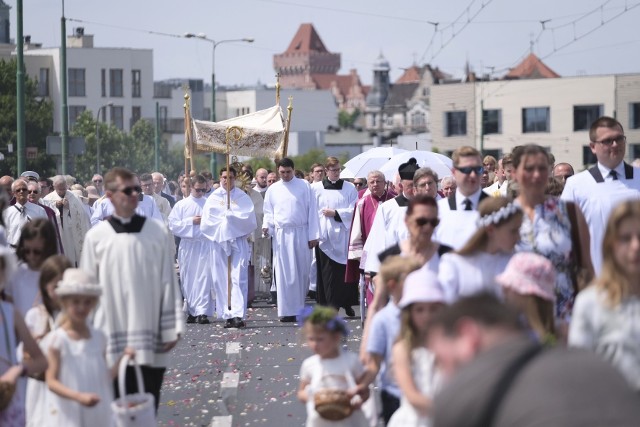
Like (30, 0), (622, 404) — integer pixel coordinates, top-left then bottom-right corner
(184, 33), (254, 175)
(95, 102), (113, 174)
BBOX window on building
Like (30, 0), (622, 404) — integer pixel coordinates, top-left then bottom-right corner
(68, 106), (86, 128)
(159, 106), (168, 131)
(411, 111), (426, 129)
(131, 70), (141, 98)
(131, 106), (141, 126)
(445, 111), (467, 136)
(101, 69), (106, 97)
(522, 107), (550, 133)
(111, 106), (124, 130)
(574, 105), (603, 131)
(483, 109), (502, 135)
(37, 68), (49, 97)
(109, 69), (123, 97)
(68, 68), (86, 97)
(631, 102), (640, 129)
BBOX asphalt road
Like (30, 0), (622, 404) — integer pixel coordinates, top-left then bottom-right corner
(157, 294), (363, 427)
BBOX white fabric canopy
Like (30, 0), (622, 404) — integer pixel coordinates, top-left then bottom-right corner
(192, 105), (285, 158)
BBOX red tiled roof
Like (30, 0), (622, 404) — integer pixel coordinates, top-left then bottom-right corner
(284, 23), (329, 54)
(313, 70), (364, 97)
(395, 66), (421, 84)
(505, 53), (560, 79)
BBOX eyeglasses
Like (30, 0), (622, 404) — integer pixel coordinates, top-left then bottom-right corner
(353, 182), (365, 187)
(414, 217), (440, 227)
(193, 188), (207, 193)
(23, 248), (43, 256)
(594, 135), (626, 146)
(93, 179), (103, 183)
(117, 186), (142, 196)
(14, 188), (28, 193)
(140, 182), (153, 188)
(455, 166), (484, 175)
(28, 190), (39, 194)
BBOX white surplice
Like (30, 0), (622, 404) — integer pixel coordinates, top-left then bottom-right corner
(90, 195), (163, 227)
(311, 180), (358, 264)
(561, 162), (640, 274)
(362, 195), (409, 274)
(201, 187), (257, 320)
(168, 195), (214, 317)
(80, 216), (183, 367)
(42, 191), (90, 267)
(263, 178), (320, 317)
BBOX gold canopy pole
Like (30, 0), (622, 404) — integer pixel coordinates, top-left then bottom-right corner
(224, 126), (243, 310)
(282, 96), (293, 158)
(183, 93), (191, 186)
(275, 73), (281, 106)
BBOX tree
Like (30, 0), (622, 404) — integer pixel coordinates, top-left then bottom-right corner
(0, 59), (55, 177)
(338, 108), (361, 129)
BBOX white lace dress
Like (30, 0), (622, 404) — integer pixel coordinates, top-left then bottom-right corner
(387, 347), (440, 427)
(47, 327), (113, 427)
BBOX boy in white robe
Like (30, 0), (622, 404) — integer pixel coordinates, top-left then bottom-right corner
(168, 175), (214, 325)
(311, 157), (358, 315)
(201, 167), (257, 328)
(262, 158), (319, 322)
(80, 167), (183, 410)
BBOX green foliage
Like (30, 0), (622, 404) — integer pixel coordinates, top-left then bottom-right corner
(71, 112), (186, 184)
(338, 108), (361, 129)
(0, 59), (55, 177)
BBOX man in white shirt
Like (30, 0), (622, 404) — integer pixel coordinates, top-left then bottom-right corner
(141, 173), (171, 225)
(248, 168), (272, 298)
(436, 146), (489, 249)
(3, 179), (47, 246)
(561, 116), (640, 274)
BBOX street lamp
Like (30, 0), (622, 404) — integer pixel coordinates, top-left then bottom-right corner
(95, 102), (113, 174)
(184, 33), (254, 176)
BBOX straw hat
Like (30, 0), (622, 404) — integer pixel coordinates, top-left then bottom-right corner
(55, 269), (101, 297)
(495, 252), (556, 301)
(399, 266), (446, 308)
(85, 186), (100, 200)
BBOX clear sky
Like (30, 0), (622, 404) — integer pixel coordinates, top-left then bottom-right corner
(8, 0), (640, 87)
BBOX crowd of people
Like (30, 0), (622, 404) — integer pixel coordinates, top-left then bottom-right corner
(1, 115), (640, 426)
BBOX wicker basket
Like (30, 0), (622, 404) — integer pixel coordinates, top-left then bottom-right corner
(314, 388), (353, 421)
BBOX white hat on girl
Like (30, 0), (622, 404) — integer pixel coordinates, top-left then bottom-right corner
(399, 266), (446, 308)
(495, 252), (556, 301)
(55, 268), (102, 297)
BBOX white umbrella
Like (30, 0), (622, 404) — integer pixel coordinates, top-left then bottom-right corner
(341, 147), (407, 179)
(379, 150), (453, 182)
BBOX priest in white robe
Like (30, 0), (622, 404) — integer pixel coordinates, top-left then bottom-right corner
(561, 116), (640, 274)
(168, 175), (214, 325)
(201, 167), (257, 328)
(262, 158), (319, 322)
(311, 157), (358, 315)
(248, 168), (271, 295)
(80, 167), (183, 409)
(43, 175), (90, 266)
(363, 158), (419, 274)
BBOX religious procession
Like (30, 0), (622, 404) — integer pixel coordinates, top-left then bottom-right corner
(2, 99), (640, 427)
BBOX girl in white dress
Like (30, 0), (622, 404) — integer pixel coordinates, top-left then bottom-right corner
(45, 269), (133, 427)
(569, 200), (640, 391)
(438, 197), (523, 303)
(388, 268), (446, 427)
(25, 255), (71, 427)
(298, 305), (368, 427)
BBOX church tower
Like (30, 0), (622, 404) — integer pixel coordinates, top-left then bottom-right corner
(273, 23), (341, 89)
(365, 53), (390, 145)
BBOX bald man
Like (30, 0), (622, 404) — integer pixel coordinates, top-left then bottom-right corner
(249, 168), (272, 299)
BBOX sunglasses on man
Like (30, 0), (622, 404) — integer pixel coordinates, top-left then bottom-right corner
(455, 166), (484, 175)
